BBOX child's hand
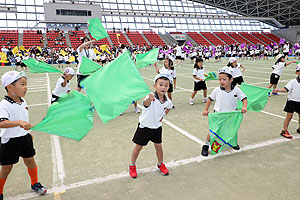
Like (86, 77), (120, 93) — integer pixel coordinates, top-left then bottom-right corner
(159, 117), (163, 122)
(148, 93), (155, 101)
(202, 110), (209, 116)
(273, 89), (278, 93)
(19, 121), (33, 130)
(241, 107), (247, 113)
(65, 74), (73, 81)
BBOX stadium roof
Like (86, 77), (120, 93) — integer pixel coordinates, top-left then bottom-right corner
(191, 0), (300, 28)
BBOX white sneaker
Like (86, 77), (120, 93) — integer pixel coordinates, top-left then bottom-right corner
(134, 107), (140, 113)
(202, 97), (208, 103)
(189, 98), (194, 105)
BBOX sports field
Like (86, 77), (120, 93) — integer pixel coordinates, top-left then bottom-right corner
(2, 57), (300, 200)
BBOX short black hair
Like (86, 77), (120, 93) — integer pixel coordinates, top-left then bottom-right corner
(81, 37), (90, 44)
(4, 79), (17, 92)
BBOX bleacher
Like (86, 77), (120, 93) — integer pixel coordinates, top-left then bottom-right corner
(240, 32), (265, 44)
(23, 30), (43, 49)
(108, 32), (130, 46)
(227, 32), (249, 44)
(200, 32), (225, 46)
(88, 33), (110, 48)
(251, 32), (274, 45)
(126, 32), (148, 46)
(186, 32), (210, 46)
(0, 30), (18, 48)
(214, 32), (237, 45)
(263, 33), (280, 43)
(68, 31), (86, 49)
(143, 31), (165, 46)
(46, 30), (68, 49)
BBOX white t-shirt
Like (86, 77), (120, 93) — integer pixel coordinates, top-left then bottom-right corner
(52, 77), (70, 97)
(209, 86), (247, 112)
(64, 55), (69, 62)
(284, 77), (300, 102)
(193, 67), (205, 83)
(76, 48), (97, 75)
(272, 62), (286, 76)
(159, 67), (176, 84)
(0, 96), (29, 144)
(15, 56), (21, 62)
(231, 63), (243, 78)
(139, 92), (173, 129)
(175, 46), (182, 56)
(283, 44), (289, 53)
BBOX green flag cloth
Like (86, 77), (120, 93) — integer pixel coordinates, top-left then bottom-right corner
(136, 48), (159, 69)
(23, 58), (63, 73)
(31, 91), (94, 141)
(237, 83), (272, 112)
(81, 51), (150, 124)
(209, 111), (243, 155)
(79, 56), (102, 75)
(204, 72), (218, 81)
(87, 17), (109, 41)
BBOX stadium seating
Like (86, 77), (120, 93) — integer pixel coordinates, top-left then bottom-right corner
(200, 32), (225, 46)
(88, 33), (110, 47)
(227, 32), (250, 44)
(263, 33), (280, 43)
(240, 32), (265, 44)
(214, 32), (237, 45)
(108, 32), (130, 46)
(0, 30), (18, 48)
(46, 30), (68, 49)
(251, 32), (273, 45)
(186, 32), (210, 46)
(143, 31), (165, 46)
(23, 30), (43, 49)
(126, 32), (148, 46)
(68, 31), (86, 49)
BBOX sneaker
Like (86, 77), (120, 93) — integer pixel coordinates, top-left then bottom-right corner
(129, 165), (137, 178)
(202, 98), (208, 103)
(189, 98), (194, 105)
(133, 107), (140, 113)
(31, 182), (47, 195)
(272, 92), (279, 96)
(297, 128), (300, 134)
(201, 145), (209, 156)
(157, 163), (169, 176)
(232, 144), (240, 150)
(280, 130), (293, 139)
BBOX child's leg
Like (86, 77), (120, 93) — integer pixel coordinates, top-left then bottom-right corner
(272, 84), (277, 89)
(154, 143), (163, 164)
(191, 90), (197, 99)
(283, 112), (293, 131)
(168, 92), (172, 101)
(0, 165), (13, 195)
(130, 144), (143, 165)
(267, 84), (273, 89)
(205, 133), (210, 143)
(23, 157), (38, 185)
(203, 89), (207, 98)
(133, 101), (137, 108)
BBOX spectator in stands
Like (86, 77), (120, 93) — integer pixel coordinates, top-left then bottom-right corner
(40, 37), (44, 44)
(1, 37), (4, 41)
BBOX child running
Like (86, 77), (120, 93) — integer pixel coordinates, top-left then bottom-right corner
(201, 67), (247, 156)
(0, 71), (47, 200)
(273, 64), (300, 139)
(227, 57), (245, 86)
(189, 57), (208, 105)
(129, 74), (173, 178)
(268, 54), (296, 95)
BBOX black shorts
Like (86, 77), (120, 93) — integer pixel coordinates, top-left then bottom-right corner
(77, 74), (89, 88)
(58, 60), (63, 64)
(132, 124), (162, 146)
(215, 56), (219, 59)
(205, 57), (209, 60)
(274, 53), (279, 57)
(16, 62), (20, 66)
(270, 73), (280, 85)
(284, 100), (300, 114)
(168, 83), (173, 93)
(51, 94), (59, 104)
(101, 60), (106, 64)
(20, 62), (26, 67)
(191, 56), (197, 60)
(232, 76), (244, 86)
(0, 133), (35, 165)
(194, 81), (207, 91)
(283, 52), (289, 56)
(65, 61), (70, 64)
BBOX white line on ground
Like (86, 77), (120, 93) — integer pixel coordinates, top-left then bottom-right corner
(261, 111), (298, 123)
(8, 134), (300, 200)
(26, 90), (47, 93)
(27, 103), (48, 107)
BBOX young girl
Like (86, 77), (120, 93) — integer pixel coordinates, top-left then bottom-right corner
(201, 66), (248, 156)
(58, 53), (64, 68)
(227, 57), (245, 86)
(155, 57), (176, 106)
(189, 57), (207, 105)
(268, 54), (296, 95)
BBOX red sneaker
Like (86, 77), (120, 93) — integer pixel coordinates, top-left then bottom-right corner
(129, 165), (137, 178)
(157, 163), (169, 176)
(280, 130), (293, 139)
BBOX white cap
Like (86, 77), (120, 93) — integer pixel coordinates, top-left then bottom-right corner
(228, 57), (237, 63)
(276, 54), (284, 62)
(153, 74), (170, 84)
(1, 71), (26, 88)
(296, 63), (300, 71)
(64, 67), (75, 75)
(218, 66), (234, 76)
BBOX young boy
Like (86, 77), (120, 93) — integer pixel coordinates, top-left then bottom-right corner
(0, 71), (46, 200)
(129, 74), (173, 178)
(201, 67), (247, 156)
(274, 64), (300, 139)
(51, 67), (75, 104)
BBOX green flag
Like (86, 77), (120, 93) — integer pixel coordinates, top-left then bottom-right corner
(79, 56), (102, 75)
(81, 51), (150, 124)
(31, 91), (94, 141)
(204, 72), (218, 81)
(87, 17), (109, 41)
(209, 111), (243, 155)
(136, 48), (159, 69)
(237, 83), (272, 112)
(23, 58), (63, 73)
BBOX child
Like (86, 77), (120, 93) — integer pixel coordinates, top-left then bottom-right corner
(129, 74), (173, 178)
(268, 54), (296, 95)
(227, 57), (245, 86)
(189, 57), (207, 105)
(58, 53), (64, 68)
(14, 54), (22, 71)
(51, 67), (75, 104)
(201, 67), (247, 156)
(155, 57), (176, 105)
(64, 54), (70, 68)
(273, 64), (300, 139)
(0, 71), (47, 199)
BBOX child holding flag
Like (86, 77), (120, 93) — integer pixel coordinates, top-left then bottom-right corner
(273, 64), (300, 139)
(201, 67), (248, 156)
(0, 71), (47, 199)
(189, 57), (208, 105)
(129, 74), (173, 178)
(227, 57), (245, 86)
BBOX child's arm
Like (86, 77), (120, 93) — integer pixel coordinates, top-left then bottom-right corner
(143, 93), (155, 107)
(0, 120), (32, 130)
(173, 78), (176, 89)
(61, 74), (72, 87)
(240, 64), (245, 72)
(241, 98), (247, 113)
(273, 88), (288, 93)
(78, 40), (95, 52)
(193, 75), (204, 81)
(286, 61), (296, 65)
(202, 98), (212, 116)
(154, 64), (159, 74)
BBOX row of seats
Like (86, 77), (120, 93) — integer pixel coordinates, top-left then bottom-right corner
(68, 31), (86, 49)
(108, 32), (130, 46)
(127, 32), (148, 46)
(143, 32), (165, 46)
(23, 30), (43, 49)
(0, 30), (18, 48)
(46, 31), (68, 50)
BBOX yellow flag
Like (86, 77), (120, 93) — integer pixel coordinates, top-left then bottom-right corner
(26, 47), (31, 52)
(37, 46), (42, 53)
(105, 49), (111, 55)
(0, 52), (8, 63)
(19, 45), (25, 51)
(60, 49), (67, 56)
(116, 34), (120, 44)
(100, 45), (108, 51)
(69, 56), (75, 62)
(12, 46), (18, 55)
(94, 48), (100, 55)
